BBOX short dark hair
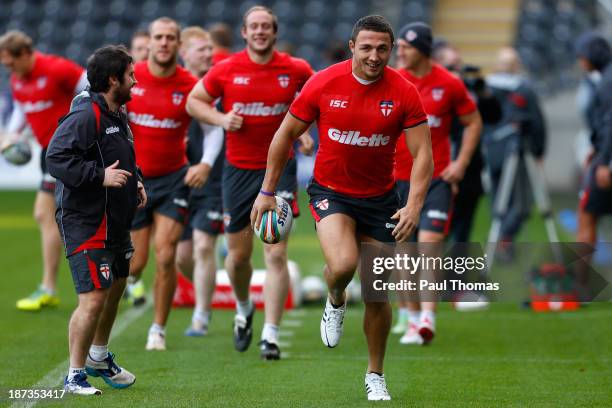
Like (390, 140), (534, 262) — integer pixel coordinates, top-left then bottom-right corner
(243, 5), (278, 33)
(149, 17), (181, 40)
(350, 15), (394, 44)
(87, 45), (133, 93)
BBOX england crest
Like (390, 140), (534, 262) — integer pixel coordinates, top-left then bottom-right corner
(278, 74), (290, 88)
(316, 199), (329, 211)
(172, 91), (184, 105)
(432, 87), (444, 101)
(37, 76), (47, 89)
(99, 264), (110, 280)
(380, 100), (394, 117)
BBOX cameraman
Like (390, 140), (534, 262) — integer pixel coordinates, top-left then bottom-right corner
(484, 47), (547, 257)
(433, 41), (502, 243)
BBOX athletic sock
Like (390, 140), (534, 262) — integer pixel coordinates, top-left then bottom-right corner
(398, 307), (409, 321)
(40, 284), (55, 296)
(261, 323), (279, 344)
(408, 311), (421, 328)
(67, 367), (85, 382)
(127, 275), (139, 285)
(421, 310), (436, 327)
(193, 310), (211, 326)
(149, 323), (165, 335)
(89, 344), (108, 361)
(236, 299), (253, 318)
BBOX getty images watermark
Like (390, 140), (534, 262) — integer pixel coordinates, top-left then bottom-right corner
(359, 242), (612, 303)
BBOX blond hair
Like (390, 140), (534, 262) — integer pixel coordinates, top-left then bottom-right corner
(0, 30), (33, 56)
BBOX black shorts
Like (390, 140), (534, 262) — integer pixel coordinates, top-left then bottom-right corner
(191, 193), (224, 235)
(67, 244), (133, 294)
(40, 148), (56, 194)
(222, 158), (299, 233)
(307, 179), (400, 243)
(579, 163), (612, 215)
(397, 178), (453, 234)
(132, 166), (190, 230)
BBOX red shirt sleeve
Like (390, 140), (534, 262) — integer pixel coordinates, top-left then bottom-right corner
(202, 63), (226, 99)
(293, 58), (314, 91)
(452, 78), (477, 117)
(401, 81), (428, 129)
(55, 57), (84, 94)
(289, 75), (321, 123)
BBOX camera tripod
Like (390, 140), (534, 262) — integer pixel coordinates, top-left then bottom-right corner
(485, 144), (562, 272)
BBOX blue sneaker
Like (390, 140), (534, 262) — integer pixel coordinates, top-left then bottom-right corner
(85, 352), (135, 389)
(64, 373), (102, 395)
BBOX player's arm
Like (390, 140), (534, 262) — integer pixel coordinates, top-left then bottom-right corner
(186, 81), (242, 131)
(1, 101), (26, 148)
(392, 122), (433, 242)
(184, 123), (224, 188)
(250, 113), (310, 229)
(441, 110), (482, 184)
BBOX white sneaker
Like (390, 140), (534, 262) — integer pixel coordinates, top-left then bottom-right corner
(418, 316), (435, 345)
(391, 315), (408, 334)
(399, 323), (423, 345)
(64, 373), (102, 395)
(365, 372), (391, 401)
(146, 331), (166, 351)
(85, 352), (136, 389)
(320, 297), (346, 348)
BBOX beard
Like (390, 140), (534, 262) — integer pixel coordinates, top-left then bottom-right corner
(113, 84), (132, 106)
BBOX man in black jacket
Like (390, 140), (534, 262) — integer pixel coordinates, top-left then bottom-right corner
(46, 45), (146, 395)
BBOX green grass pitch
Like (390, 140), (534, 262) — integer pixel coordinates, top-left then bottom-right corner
(0, 190), (610, 407)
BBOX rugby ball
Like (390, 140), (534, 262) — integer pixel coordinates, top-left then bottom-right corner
(1, 140), (32, 165)
(254, 195), (293, 244)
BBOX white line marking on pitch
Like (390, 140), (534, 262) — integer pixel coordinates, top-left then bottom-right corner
(281, 319), (303, 327)
(11, 295), (152, 408)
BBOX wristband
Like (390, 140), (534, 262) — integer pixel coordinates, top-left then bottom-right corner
(259, 189), (275, 197)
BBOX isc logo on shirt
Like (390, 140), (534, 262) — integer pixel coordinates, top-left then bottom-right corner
(233, 76), (250, 85)
(330, 99), (348, 108)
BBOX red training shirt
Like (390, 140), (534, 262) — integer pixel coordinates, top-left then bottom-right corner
(10, 52), (84, 148)
(290, 60), (427, 198)
(127, 62), (198, 178)
(394, 63), (477, 180)
(202, 50), (313, 169)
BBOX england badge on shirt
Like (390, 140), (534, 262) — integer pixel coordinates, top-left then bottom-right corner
(432, 87), (444, 101)
(380, 100), (394, 117)
(37, 76), (48, 89)
(278, 74), (290, 88)
(316, 199), (329, 211)
(172, 91), (184, 105)
(99, 264), (110, 280)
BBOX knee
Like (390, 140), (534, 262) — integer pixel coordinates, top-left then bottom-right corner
(226, 247), (251, 270)
(193, 239), (215, 262)
(130, 252), (147, 275)
(326, 256), (358, 279)
(79, 291), (107, 315)
(264, 245), (287, 268)
(33, 205), (53, 225)
(156, 244), (177, 271)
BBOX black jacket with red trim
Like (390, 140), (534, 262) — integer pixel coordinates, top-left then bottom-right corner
(46, 91), (140, 255)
